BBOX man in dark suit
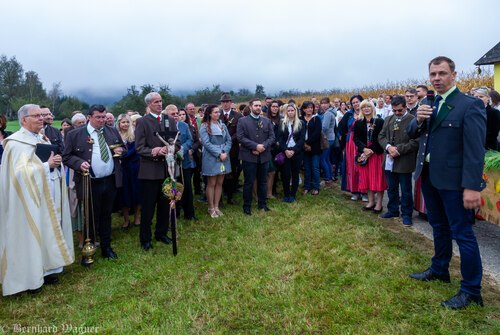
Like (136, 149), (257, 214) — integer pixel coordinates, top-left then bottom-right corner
(63, 104), (124, 263)
(135, 92), (180, 251)
(237, 98), (275, 215)
(407, 56), (486, 309)
(220, 93), (242, 205)
(378, 95), (419, 225)
(41, 106), (64, 153)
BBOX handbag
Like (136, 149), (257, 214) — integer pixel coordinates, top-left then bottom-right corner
(320, 133), (329, 150)
(275, 129), (294, 166)
(274, 152), (286, 166)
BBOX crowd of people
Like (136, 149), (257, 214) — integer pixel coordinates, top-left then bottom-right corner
(0, 56), (498, 310)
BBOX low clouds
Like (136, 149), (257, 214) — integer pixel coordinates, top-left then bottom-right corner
(0, 0), (498, 97)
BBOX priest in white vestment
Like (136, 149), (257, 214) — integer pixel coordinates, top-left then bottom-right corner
(0, 104), (74, 296)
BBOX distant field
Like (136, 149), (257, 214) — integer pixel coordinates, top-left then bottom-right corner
(6, 120), (62, 132)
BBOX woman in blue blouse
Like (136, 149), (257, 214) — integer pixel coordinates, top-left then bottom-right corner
(199, 105), (232, 218)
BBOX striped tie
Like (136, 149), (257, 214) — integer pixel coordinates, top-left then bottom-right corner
(97, 130), (110, 162)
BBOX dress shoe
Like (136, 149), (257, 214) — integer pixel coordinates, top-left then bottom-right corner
(243, 208), (252, 216)
(363, 205), (375, 211)
(409, 268), (450, 283)
(27, 287), (43, 295)
(101, 247), (118, 260)
(372, 207), (383, 214)
(259, 206), (271, 212)
(43, 275), (59, 285)
(142, 242), (153, 251)
(380, 212), (399, 219)
(156, 236), (172, 245)
(402, 217), (413, 226)
(441, 291), (483, 309)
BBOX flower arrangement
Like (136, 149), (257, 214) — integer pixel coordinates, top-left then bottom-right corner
(162, 177), (184, 201)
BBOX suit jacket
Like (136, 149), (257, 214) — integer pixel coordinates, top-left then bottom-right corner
(221, 109), (243, 158)
(353, 118), (384, 155)
(378, 113), (419, 173)
(44, 124), (64, 153)
(278, 120), (306, 153)
(135, 113), (181, 180)
(407, 88), (486, 191)
(237, 115), (275, 163)
(62, 125), (124, 198)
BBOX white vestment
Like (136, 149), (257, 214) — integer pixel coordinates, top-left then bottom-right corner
(0, 128), (74, 296)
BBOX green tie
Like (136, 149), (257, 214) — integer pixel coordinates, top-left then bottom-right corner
(97, 130), (110, 162)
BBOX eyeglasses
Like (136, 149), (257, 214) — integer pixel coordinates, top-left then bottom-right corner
(26, 114), (45, 118)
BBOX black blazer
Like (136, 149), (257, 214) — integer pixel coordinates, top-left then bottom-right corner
(353, 118), (384, 155)
(302, 115), (322, 155)
(278, 120), (305, 153)
(63, 124), (124, 198)
(45, 124), (64, 153)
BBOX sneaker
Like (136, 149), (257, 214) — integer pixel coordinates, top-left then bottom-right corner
(289, 197), (296, 203)
(402, 217), (413, 226)
(361, 195), (368, 202)
(380, 212), (399, 219)
(350, 194), (360, 201)
(282, 197), (290, 203)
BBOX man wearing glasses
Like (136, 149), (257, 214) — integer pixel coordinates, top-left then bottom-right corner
(40, 106), (64, 153)
(135, 93), (180, 251)
(63, 104), (124, 264)
(0, 104), (74, 295)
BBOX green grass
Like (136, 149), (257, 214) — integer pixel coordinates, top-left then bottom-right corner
(0, 185), (498, 334)
(5, 120), (62, 132)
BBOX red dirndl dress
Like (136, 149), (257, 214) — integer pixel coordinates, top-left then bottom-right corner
(358, 142), (387, 192)
(345, 124), (361, 193)
(414, 176), (426, 214)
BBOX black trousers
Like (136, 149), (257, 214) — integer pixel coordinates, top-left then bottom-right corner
(180, 168), (195, 219)
(242, 160), (268, 210)
(282, 152), (303, 198)
(223, 155), (240, 200)
(139, 179), (170, 244)
(85, 175), (116, 249)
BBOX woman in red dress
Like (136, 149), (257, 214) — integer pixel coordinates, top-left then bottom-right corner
(354, 99), (387, 212)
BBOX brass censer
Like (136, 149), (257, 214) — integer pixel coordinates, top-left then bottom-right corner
(81, 171), (97, 266)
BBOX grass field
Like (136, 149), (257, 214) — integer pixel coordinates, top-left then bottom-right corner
(5, 120), (62, 133)
(0, 183), (498, 334)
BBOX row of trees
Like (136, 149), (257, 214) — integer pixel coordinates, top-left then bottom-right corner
(0, 55), (87, 120)
(110, 84), (269, 114)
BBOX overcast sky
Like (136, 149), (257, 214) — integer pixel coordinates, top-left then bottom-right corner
(1, 0), (499, 100)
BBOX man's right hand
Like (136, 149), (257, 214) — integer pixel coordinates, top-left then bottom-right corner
(80, 161), (90, 172)
(416, 105), (434, 124)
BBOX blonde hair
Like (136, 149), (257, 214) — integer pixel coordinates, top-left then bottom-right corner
(116, 114), (134, 142)
(358, 99), (376, 120)
(281, 103), (302, 134)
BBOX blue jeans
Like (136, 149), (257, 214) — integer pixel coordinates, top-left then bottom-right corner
(320, 141), (334, 181)
(384, 171), (413, 219)
(421, 173), (482, 295)
(303, 154), (320, 191)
